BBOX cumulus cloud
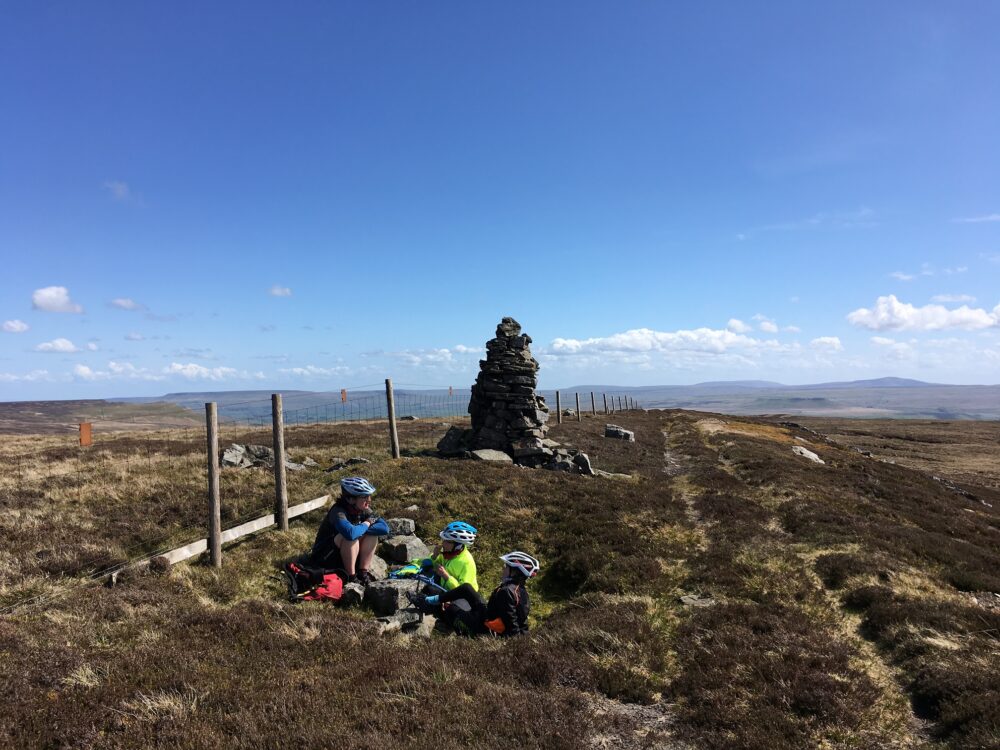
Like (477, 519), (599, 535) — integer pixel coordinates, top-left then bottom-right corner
(931, 294), (976, 304)
(87, 342), (99, 351)
(726, 319), (752, 334)
(0, 369), (51, 382)
(35, 337), (80, 353)
(278, 365), (351, 378)
(847, 294), (1000, 331)
(164, 362), (240, 380)
(810, 336), (844, 351)
(32, 286), (83, 313)
(452, 344), (480, 354)
(110, 297), (145, 311)
(2, 319), (29, 333)
(752, 314), (779, 333)
(952, 213), (1000, 224)
(103, 180), (132, 201)
(72, 361), (166, 382)
(269, 285), (292, 297)
(550, 327), (779, 356)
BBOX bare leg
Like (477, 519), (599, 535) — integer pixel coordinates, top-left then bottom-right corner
(335, 534), (360, 575)
(357, 534), (379, 572)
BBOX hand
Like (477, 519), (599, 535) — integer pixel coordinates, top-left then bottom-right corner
(362, 520), (372, 528)
(435, 564), (448, 579)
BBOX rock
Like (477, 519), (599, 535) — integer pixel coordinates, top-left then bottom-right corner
(604, 425), (635, 442)
(380, 535), (432, 564)
(339, 582), (365, 608)
(400, 415), (417, 421)
(104, 570), (119, 588)
(562, 409), (576, 417)
(437, 426), (471, 457)
(375, 609), (423, 635)
(679, 593), (716, 608)
(221, 443), (303, 471)
(792, 445), (825, 464)
(404, 504), (420, 512)
(364, 579), (417, 616)
(470, 448), (514, 463)
(387, 518), (416, 536)
(302, 457), (319, 467)
(572, 452), (594, 476)
(411, 613), (437, 638)
(366, 555), (389, 580)
(324, 456), (370, 472)
(595, 469), (633, 480)
(284, 461), (306, 472)
(221, 444), (252, 468)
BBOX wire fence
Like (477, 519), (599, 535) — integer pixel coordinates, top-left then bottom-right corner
(0, 381), (645, 614)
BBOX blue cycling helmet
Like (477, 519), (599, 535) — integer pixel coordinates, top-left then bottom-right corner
(440, 520), (477, 545)
(341, 476), (376, 497)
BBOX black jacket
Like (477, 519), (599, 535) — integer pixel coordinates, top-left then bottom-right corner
(484, 580), (530, 636)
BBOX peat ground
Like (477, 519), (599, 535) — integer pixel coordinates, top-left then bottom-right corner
(1, 411), (998, 749)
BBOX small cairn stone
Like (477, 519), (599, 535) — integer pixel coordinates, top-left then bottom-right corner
(604, 425), (635, 442)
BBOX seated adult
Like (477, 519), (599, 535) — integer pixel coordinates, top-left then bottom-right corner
(408, 551), (538, 637)
(307, 476), (388, 585)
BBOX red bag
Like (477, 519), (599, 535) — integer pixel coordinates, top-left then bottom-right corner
(283, 562), (344, 603)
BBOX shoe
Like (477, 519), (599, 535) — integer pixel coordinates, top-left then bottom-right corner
(356, 570), (374, 587)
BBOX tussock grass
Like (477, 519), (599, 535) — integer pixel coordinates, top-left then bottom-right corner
(2, 411), (998, 748)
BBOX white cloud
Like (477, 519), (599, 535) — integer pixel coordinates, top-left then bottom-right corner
(452, 344), (480, 354)
(278, 365), (351, 378)
(871, 336), (896, 346)
(931, 294), (976, 304)
(944, 266), (968, 275)
(952, 213), (1000, 224)
(32, 286), (83, 313)
(110, 297), (145, 311)
(726, 318), (752, 334)
(551, 327), (779, 356)
(847, 294), (1000, 331)
(125, 332), (145, 341)
(103, 180), (132, 201)
(87, 342), (99, 351)
(890, 271), (915, 281)
(0, 369), (52, 382)
(73, 364), (98, 381)
(35, 337), (80, 353)
(2, 319), (29, 333)
(164, 362), (239, 380)
(269, 285), (292, 297)
(783, 325), (801, 333)
(72, 361), (166, 382)
(810, 336), (844, 351)
(752, 315), (779, 333)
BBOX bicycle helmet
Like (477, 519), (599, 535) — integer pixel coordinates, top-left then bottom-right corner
(500, 551), (540, 578)
(340, 476), (376, 497)
(439, 521), (477, 546)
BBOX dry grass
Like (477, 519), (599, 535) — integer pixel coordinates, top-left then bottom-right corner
(1, 410), (998, 748)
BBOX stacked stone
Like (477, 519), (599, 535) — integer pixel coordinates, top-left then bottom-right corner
(465, 317), (552, 465)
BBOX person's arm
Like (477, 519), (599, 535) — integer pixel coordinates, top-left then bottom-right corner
(365, 517), (390, 536)
(331, 509), (369, 541)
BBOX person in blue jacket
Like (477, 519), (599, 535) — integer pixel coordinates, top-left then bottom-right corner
(308, 476), (389, 585)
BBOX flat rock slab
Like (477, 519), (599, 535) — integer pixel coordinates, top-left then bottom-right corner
(792, 445), (825, 464)
(679, 594), (716, 608)
(594, 469), (633, 480)
(604, 425), (635, 442)
(380, 535), (432, 564)
(366, 554), (388, 580)
(375, 609), (423, 635)
(324, 457), (371, 472)
(470, 449), (513, 463)
(339, 582), (365, 608)
(386, 518), (416, 536)
(364, 579), (417, 616)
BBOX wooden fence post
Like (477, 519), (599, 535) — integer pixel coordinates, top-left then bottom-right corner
(618, 396), (623, 411)
(205, 402), (222, 568)
(385, 378), (400, 459)
(556, 391), (562, 424)
(590, 391), (596, 416)
(603, 393), (609, 414)
(575, 393), (581, 421)
(272, 393), (288, 532)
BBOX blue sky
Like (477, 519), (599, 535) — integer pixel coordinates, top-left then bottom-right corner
(2, 1), (1000, 400)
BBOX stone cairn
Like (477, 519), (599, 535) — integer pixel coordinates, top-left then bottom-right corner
(438, 317), (592, 474)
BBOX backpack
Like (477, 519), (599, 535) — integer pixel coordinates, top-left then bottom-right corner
(283, 561), (345, 603)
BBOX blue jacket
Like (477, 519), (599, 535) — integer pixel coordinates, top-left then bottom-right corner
(315, 499), (389, 544)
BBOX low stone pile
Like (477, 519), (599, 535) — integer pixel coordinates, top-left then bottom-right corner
(604, 425), (635, 442)
(221, 443), (307, 471)
(332, 516), (436, 637)
(438, 317), (593, 474)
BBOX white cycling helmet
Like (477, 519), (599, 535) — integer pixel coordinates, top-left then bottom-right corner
(500, 551), (540, 578)
(340, 476), (376, 497)
(440, 521), (477, 546)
